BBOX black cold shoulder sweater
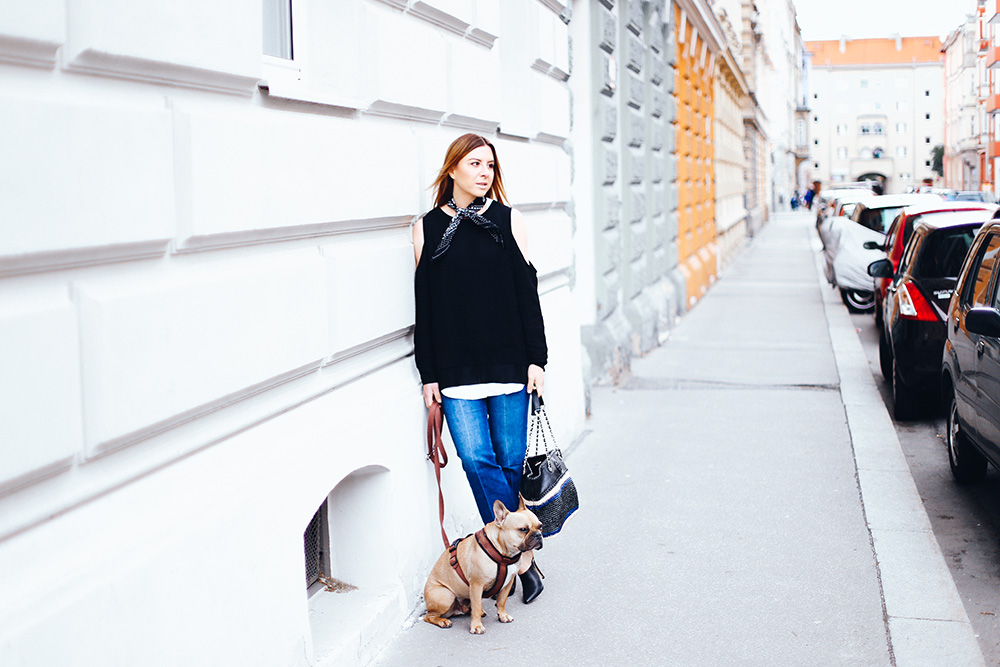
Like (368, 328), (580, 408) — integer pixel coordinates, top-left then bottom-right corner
(414, 201), (547, 389)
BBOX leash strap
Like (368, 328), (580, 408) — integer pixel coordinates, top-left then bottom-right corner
(426, 401), (450, 549)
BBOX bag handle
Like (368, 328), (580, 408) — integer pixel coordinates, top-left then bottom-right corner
(526, 390), (556, 459)
(426, 401), (450, 549)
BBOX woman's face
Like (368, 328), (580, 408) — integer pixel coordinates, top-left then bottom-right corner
(449, 145), (495, 202)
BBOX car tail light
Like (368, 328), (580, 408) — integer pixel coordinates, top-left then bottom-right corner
(897, 282), (938, 322)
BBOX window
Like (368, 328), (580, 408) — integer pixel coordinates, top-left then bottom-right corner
(965, 234), (1000, 307)
(925, 113), (931, 120)
(263, 0), (293, 59)
(900, 172), (912, 181)
(925, 160), (931, 166)
(814, 139), (819, 145)
(814, 115), (819, 122)
(896, 101), (907, 111)
(896, 122), (907, 133)
(837, 123), (848, 135)
(304, 501), (330, 592)
(917, 228), (977, 279)
(925, 137), (931, 144)
(873, 123), (884, 134)
(925, 90), (930, 96)
(837, 147), (848, 159)
(814, 162), (819, 169)
(873, 147), (884, 158)
(861, 79), (869, 88)
(861, 123), (871, 135)
(896, 146), (908, 157)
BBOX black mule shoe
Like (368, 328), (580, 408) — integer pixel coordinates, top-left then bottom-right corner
(492, 575), (516, 600)
(519, 561), (544, 604)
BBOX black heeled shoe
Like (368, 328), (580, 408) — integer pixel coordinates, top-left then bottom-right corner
(519, 561), (544, 604)
(492, 574), (516, 600)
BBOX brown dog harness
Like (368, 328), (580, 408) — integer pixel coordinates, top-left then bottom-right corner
(448, 529), (521, 598)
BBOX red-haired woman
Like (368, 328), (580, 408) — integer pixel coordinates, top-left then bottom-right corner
(413, 133), (547, 602)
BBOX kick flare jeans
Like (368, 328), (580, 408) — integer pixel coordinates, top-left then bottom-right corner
(441, 388), (528, 524)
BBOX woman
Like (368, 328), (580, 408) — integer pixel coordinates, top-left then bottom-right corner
(413, 133), (547, 603)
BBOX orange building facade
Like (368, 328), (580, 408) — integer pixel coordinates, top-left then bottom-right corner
(674, 1), (718, 307)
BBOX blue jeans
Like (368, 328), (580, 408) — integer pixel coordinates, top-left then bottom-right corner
(442, 388), (529, 524)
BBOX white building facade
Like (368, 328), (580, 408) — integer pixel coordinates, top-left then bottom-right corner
(943, 12), (986, 190)
(0, 1), (586, 665)
(807, 36), (945, 194)
(757, 0), (807, 210)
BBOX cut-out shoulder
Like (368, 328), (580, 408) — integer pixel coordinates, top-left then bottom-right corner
(412, 217), (425, 265)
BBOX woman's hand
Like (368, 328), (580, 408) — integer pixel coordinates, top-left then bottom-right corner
(423, 383), (441, 408)
(526, 365), (545, 396)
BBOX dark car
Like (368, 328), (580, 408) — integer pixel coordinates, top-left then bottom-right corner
(867, 204), (997, 376)
(869, 215), (988, 420)
(941, 218), (1000, 482)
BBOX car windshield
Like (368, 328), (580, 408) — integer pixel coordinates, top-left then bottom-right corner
(877, 207), (904, 232)
(916, 227), (979, 278)
(858, 206), (904, 233)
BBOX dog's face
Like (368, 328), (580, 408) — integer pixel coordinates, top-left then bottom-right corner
(492, 498), (543, 553)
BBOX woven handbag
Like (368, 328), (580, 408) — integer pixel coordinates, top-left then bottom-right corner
(519, 392), (579, 537)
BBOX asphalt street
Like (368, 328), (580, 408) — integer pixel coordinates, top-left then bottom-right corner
(849, 310), (1000, 663)
(371, 211), (986, 667)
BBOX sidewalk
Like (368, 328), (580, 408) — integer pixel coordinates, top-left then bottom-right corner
(372, 211), (985, 667)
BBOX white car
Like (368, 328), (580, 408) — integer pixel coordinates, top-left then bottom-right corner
(818, 193), (945, 312)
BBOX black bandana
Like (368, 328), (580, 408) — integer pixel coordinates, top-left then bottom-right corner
(432, 197), (504, 260)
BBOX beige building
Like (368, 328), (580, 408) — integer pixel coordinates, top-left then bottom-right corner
(713, 2), (750, 268)
(808, 36), (945, 193)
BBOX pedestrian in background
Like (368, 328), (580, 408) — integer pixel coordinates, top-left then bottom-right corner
(804, 180), (820, 210)
(412, 133), (548, 603)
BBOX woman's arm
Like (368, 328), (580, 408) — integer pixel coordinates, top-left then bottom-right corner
(412, 216), (425, 265)
(510, 208), (530, 264)
(413, 216), (439, 403)
(509, 208), (548, 385)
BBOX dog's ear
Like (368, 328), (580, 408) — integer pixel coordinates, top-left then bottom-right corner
(493, 499), (509, 525)
(517, 494), (527, 512)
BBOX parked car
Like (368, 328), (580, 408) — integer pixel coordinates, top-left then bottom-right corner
(815, 186), (874, 229)
(945, 190), (998, 204)
(941, 216), (1000, 482)
(819, 193), (943, 312)
(868, 214), (989, 419)
(865, 203), (998, 372)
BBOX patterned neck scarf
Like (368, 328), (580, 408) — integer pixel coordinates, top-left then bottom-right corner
(432, 197), (504, 260)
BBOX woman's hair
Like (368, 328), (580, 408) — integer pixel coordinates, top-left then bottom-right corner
(431, 133), (508, 207)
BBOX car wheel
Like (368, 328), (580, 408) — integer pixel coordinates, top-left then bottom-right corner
(841, 289), (875, 313)
(878, 328), (892, 381)
(947, 393), (987, 483)
(892, 357), (918, 421)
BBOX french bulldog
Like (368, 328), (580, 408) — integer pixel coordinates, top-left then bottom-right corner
(423, 497), (543, 634)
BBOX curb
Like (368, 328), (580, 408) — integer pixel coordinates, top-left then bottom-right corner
(811, 235), (986, 667)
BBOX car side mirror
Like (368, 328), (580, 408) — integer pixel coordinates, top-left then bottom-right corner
(863, 241), (884, 251)
(867, 258), (894, 278)
(965, 307), (1000, 338)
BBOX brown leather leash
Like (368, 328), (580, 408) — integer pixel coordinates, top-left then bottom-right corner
(426, 401), (450, 549)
